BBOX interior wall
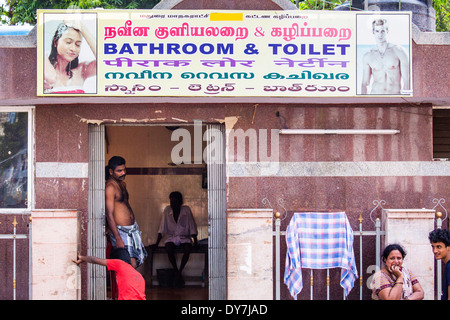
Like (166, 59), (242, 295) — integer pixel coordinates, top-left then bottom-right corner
(104, 125), (208, 277)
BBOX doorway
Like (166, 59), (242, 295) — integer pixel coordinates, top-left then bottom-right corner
(88, 123), (226, 300)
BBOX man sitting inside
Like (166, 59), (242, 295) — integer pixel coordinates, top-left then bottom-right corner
(154, 191), (198, 287)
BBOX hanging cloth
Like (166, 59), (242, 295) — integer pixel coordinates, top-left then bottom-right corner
(284, 211), (358, 300)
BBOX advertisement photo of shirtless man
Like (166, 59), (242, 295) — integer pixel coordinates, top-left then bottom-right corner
(357, 14), (411, 95)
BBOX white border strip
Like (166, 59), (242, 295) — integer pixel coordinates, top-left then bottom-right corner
(227, 161), (450, 177)
(35, 161), (450, 178)
(36, 162), (89, 178)
(279, 129), (400, 135)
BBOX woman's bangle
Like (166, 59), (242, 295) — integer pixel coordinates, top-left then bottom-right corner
(395, 282), (403, 285)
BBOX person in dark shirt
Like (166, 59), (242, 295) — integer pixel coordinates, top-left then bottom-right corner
(429, 228), (450, 300)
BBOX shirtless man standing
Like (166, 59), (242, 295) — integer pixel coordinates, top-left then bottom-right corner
(361, 18), (410, 95)
(106, 156), (147, 268)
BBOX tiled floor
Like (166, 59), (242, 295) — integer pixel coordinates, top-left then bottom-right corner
(146, 286), (208, 300)
(108, 285), (208, 300)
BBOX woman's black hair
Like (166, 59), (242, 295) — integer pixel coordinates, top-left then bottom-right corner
(382, 243), (407, 263)
(48, 23), (80, 79)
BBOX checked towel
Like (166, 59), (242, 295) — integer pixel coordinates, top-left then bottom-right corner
(284, 212), (358, 300)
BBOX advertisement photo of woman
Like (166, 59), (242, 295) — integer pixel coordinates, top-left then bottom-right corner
(43, 13), (97, 94)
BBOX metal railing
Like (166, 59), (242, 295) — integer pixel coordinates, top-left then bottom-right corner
(270, 198), (448, 300)
(0, 215), (31, 300)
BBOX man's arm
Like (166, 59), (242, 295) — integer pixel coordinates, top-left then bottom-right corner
(151, 233), (163, 249)
(361, 53), (372, 94)
(186, 206), (198, 246)
(105, 184), (125, 248)
(73, 254), (107, 267)
(395, 46), (410, 91)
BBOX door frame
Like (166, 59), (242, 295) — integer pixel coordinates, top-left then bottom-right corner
(87, 122), (227, 300)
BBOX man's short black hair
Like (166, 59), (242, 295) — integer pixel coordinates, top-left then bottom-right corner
(169, 191), (183, 204)
(108, 156), (126, 170)
(109, 248), (132, 265)
(429, 229), (450, 246)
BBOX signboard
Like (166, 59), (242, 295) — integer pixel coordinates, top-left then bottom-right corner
(37, 10), (412, 97)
